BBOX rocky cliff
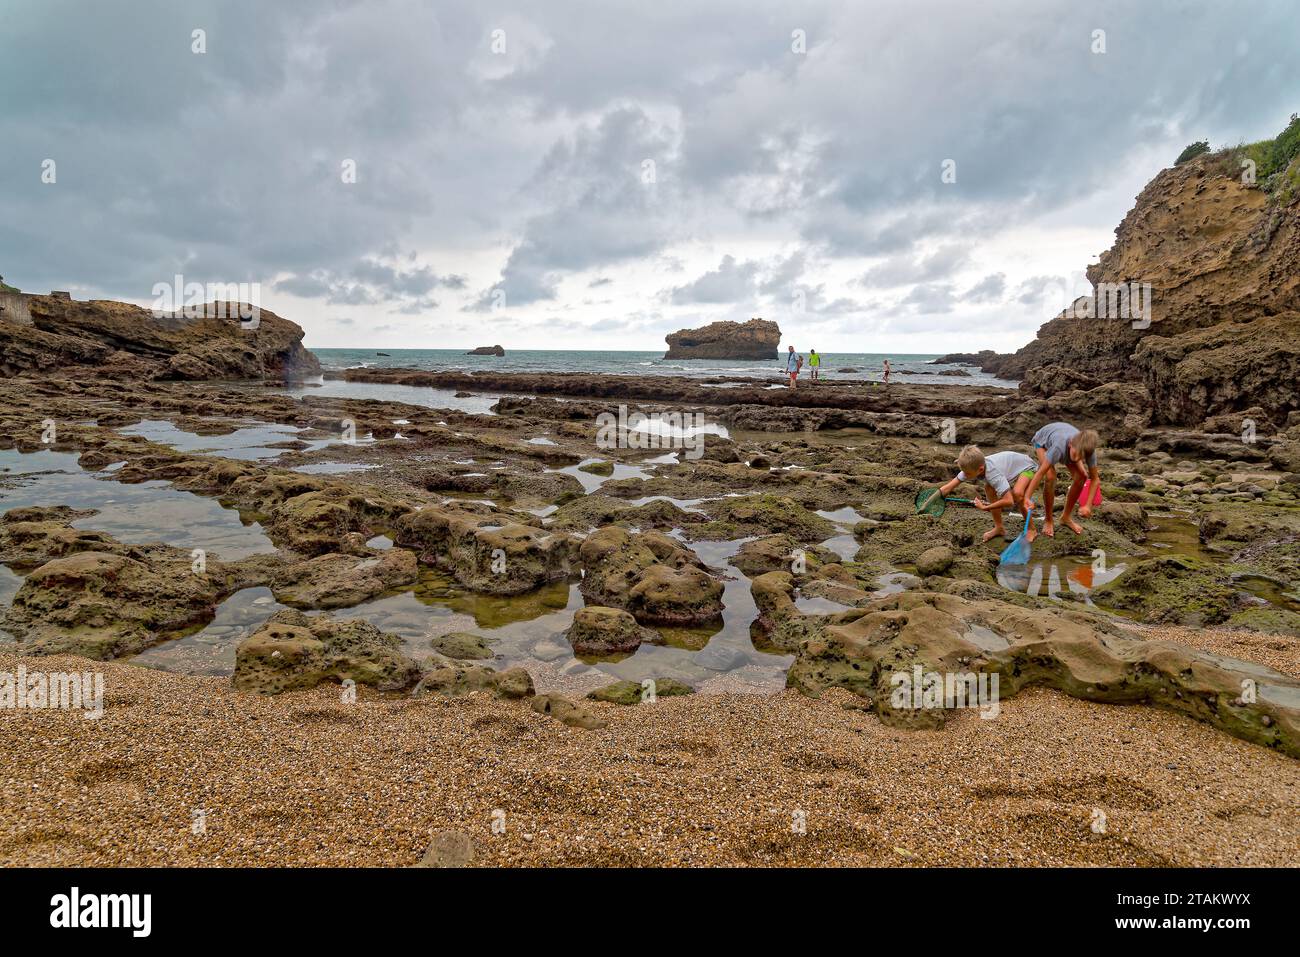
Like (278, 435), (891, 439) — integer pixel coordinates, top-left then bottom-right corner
(664, 318), (780, 360)
(991, 117), (1300, 428)
(0, 294), (321, 381)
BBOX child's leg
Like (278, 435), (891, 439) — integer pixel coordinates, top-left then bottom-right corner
(1029, 467), (1056, 540)
(1011, 471), (1034, 516)
(982, 482), (1006, 542)
(1042, 469), (1056, 535)
(1060, 464), (1087, 534)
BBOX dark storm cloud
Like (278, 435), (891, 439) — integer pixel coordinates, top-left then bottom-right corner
(467, 105), (680, 309)
(859, 245), (973, 290)
(963, 273), (1008, 304)
(1, 0), (1297, 332)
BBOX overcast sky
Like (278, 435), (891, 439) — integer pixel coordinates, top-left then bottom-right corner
(2, 0), (1297, 353)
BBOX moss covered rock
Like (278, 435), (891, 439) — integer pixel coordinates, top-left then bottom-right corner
(578, 526), (723, 626)
(429, 631), (495, 660)
(587, 677), (694, 705)
(565, 606), (660, 656)
(233, 610), (423, 694)
(1092, 555), (1238, 626)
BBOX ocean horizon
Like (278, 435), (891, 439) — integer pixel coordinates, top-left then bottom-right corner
(310, 347), (1018, 388)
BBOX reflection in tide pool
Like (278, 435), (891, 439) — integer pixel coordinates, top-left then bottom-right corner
(273, 378), (503, 415)
(0, 564), (20, 642)
(0, 448), (275, 560)
(116, 546), (793, 692)
(117, 419), (347, 461)
(292, 462), (382, 474)
(548, 458), (651, 494)
(996, 556), (1127, 601)
(130, 587), (286, 675)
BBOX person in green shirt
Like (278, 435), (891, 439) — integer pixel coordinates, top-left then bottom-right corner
(808, 348), (821, 382)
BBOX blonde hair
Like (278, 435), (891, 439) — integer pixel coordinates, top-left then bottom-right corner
(1074, 428), (1100, 460)
(957, 444), (985, 476)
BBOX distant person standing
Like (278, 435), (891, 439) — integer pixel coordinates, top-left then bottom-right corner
(785, 345), (802, 389)
(882, 358), (891, 387)
(809, 348), (821, 382)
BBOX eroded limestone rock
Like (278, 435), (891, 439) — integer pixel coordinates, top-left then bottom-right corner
(565, 606), (661, 656)
(271, 548), (418, 608)
(578, 526), (723, 626)
(233, 610), (423, 694)
(780, 590), (1300, 757)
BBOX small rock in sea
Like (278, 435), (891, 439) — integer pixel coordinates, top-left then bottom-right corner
(429, 631), (494, 660)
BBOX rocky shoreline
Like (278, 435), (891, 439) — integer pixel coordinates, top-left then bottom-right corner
(3, 139), (1300, 866)
(2, 332), (1299, 863)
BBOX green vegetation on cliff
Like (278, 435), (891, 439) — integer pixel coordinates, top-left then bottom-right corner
(1213, 113), (1300, 203)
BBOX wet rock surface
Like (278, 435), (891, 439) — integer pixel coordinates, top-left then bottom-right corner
(780, 590), (1300, 757)
(578, 526), (724, 626)
(1, 512), (272, 659)
(2, 279), (1300, 765)
(271, 548), (418, 608)
(233, 609), (423, 694)
(565, 606), (661, 656)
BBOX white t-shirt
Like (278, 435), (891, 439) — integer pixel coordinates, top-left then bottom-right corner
(958, 450), (1036, 496)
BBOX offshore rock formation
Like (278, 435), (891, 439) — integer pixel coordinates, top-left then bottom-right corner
(0, 294), (320, 380)
(466, 345), (505, 356)
(664, 318), (780, 360)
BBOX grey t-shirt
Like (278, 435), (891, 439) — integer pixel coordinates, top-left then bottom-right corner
(958, 450), (1036, 496)
(1032, 422), (1097, 468)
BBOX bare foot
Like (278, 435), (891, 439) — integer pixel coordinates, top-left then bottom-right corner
(1064, 517), (1084, 535)
(982, 528), (1005, 543)
(1025, 525), (1038, 544)
(1041, 520), (1056, 538)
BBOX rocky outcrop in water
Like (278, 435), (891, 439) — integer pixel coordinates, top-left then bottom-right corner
(578, 526), (724, 625)
(565, 605), (661, 656)
(664, 318), (780, 360)
(0, 294), (320, 380)
(467, 345), (505, 356)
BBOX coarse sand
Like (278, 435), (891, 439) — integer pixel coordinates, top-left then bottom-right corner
(1, 640), (1298, 868)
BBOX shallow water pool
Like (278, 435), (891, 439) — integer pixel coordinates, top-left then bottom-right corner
(0, 448), (275, 560)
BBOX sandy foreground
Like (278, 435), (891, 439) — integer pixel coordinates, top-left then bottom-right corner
(2, 624), (1298, 868)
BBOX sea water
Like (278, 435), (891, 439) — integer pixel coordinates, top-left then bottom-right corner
(310, 348), (1018, 388)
